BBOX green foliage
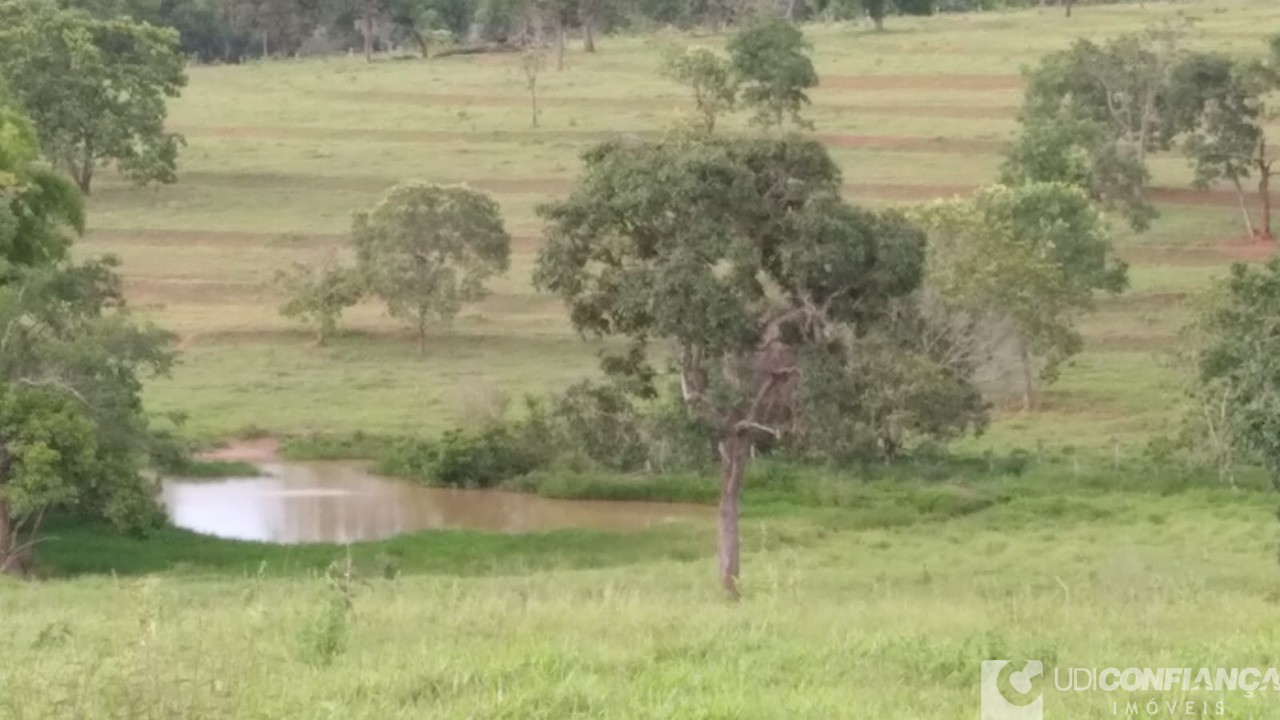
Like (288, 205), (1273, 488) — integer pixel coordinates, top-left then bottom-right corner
(1004, 24), (1190, 232)
(661, 47), (736, 133)
(353, 182), (511, 355)
(1187, 257), (1280, 488)
(911, 183), (1127, 408)
(0, 95), (84, 273)
(0, 1), (187, 193)
(726, 19), (818, 130)
(275, 258), (364, 346)
(1171, 48), (1278, 239)
(376, 423), (548, 488)
(791, 317), (989, 463)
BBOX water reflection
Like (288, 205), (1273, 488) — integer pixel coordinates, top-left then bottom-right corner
(161, 462), (709, 544)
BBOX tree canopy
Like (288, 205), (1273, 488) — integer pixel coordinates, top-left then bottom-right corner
(354, 182), (511, 355)
(726, 19), (817, 129)
(0, 1), (187, 194)
(1172, 47), (1279, 239)
(1003, 23), (1190, 231)
(537, 133), (931, 597)
(0, 97), (174, 575)
(912, 183), (1127, 409)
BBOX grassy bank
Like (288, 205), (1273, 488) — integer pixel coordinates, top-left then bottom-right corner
(6, 467), (1278, 718)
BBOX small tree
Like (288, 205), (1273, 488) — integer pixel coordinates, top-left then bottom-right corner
(726, 19), (818, 130)
(276, 258), (365, 346)
(537, 134), (927, 598)
(521, 48), (545, 128)
(0, 2), (187, 194)
(1188, 257), (1280, 489)
(912, 183), (1128, 410)
(354, 182), (511, 355)
(661, 47), (737, 133)
(1173, 50), (1279, 240)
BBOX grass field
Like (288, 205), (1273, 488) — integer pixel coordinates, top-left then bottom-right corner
(75, 0), (1278, 445)
(8, 2), (1280, 718)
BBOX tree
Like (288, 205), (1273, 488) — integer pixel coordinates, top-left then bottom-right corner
(726, 18), (818, 130)
(1187, 257), (1280, 489)
(1172, 51), (1279, 240)
(521, 48), (545, 128)
(536, 134), (927, 598)
(865, 0), (885, 30)
(0, 2), (187, 194)
(276, 258), (365, 346)
(911, 183), (1127, 410)
(353, 182), (511, 355)
(0, 99), (173, 575)
(1004, 22), (1190, 231)
(661, 47), (737, 133)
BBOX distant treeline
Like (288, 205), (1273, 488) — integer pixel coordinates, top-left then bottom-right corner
(48, 0), (1108, 63)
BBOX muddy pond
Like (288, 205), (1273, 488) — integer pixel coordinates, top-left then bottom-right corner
(162, 462), (710, 544)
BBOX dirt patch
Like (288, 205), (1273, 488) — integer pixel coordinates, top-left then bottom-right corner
(330, 90), (1019, 119)
(1085, 333), (1176, 352)
(88, 228), (344, 248)
(844, 182), (974, 201)
(1217, 238), (1277, 263)
(819, 74), (1023, 91)
(197, 437), (280, 463)
(1118, 243), (1275, 266)
(179, 125), (634, 145)
(820, 134), (1001, 154)
(123, 278), (269, 304)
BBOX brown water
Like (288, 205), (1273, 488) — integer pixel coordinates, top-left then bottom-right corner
(161, 462), (709, 544)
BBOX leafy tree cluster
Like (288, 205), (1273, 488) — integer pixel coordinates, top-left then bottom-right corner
(1006, 26), (1280, 239)
(662, 18), (817, 131)
(276, 182), (511, 355)
(0, 0), (187, 194)
(0, 92), (175, 575)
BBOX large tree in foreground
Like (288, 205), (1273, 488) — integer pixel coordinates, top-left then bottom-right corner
(0, 1), (187, 194)
(0, 99), (173, 575)
(354, 182), (511, 355)
(536, 134), (926, 598)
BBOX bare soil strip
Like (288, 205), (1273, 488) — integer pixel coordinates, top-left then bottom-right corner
(176, 126), (1004, 155)
(819, 74), (1023, 91)
(327, 89), (1020, 119)
(196, 437), (280, 463)
(87, 228), (346, 247)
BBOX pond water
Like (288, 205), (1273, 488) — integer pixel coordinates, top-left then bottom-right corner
(161, 462), (710, 544)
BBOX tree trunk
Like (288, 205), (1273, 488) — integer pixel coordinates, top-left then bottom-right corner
(529, 83), (539, 128)
(717, 434), (748, 601)
(1231, 177), (1257, 239)
(362, 0), (374, 63)
(0, 499), (20, 577)
(1259, 161), (1274, 241)
(873, 16), (883, 31)
(1064, 0), (1074, 17)
(556, 21), (565, 71)
(583, 11), (595, 52)
(1019, 339), (1035, 411)
(412, 30), (429, 58)
(262, 30), (268, 58)
(416, 317), (427, 355)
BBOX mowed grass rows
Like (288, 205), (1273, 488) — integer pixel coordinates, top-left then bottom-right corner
(81, 0), (1280, 441)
